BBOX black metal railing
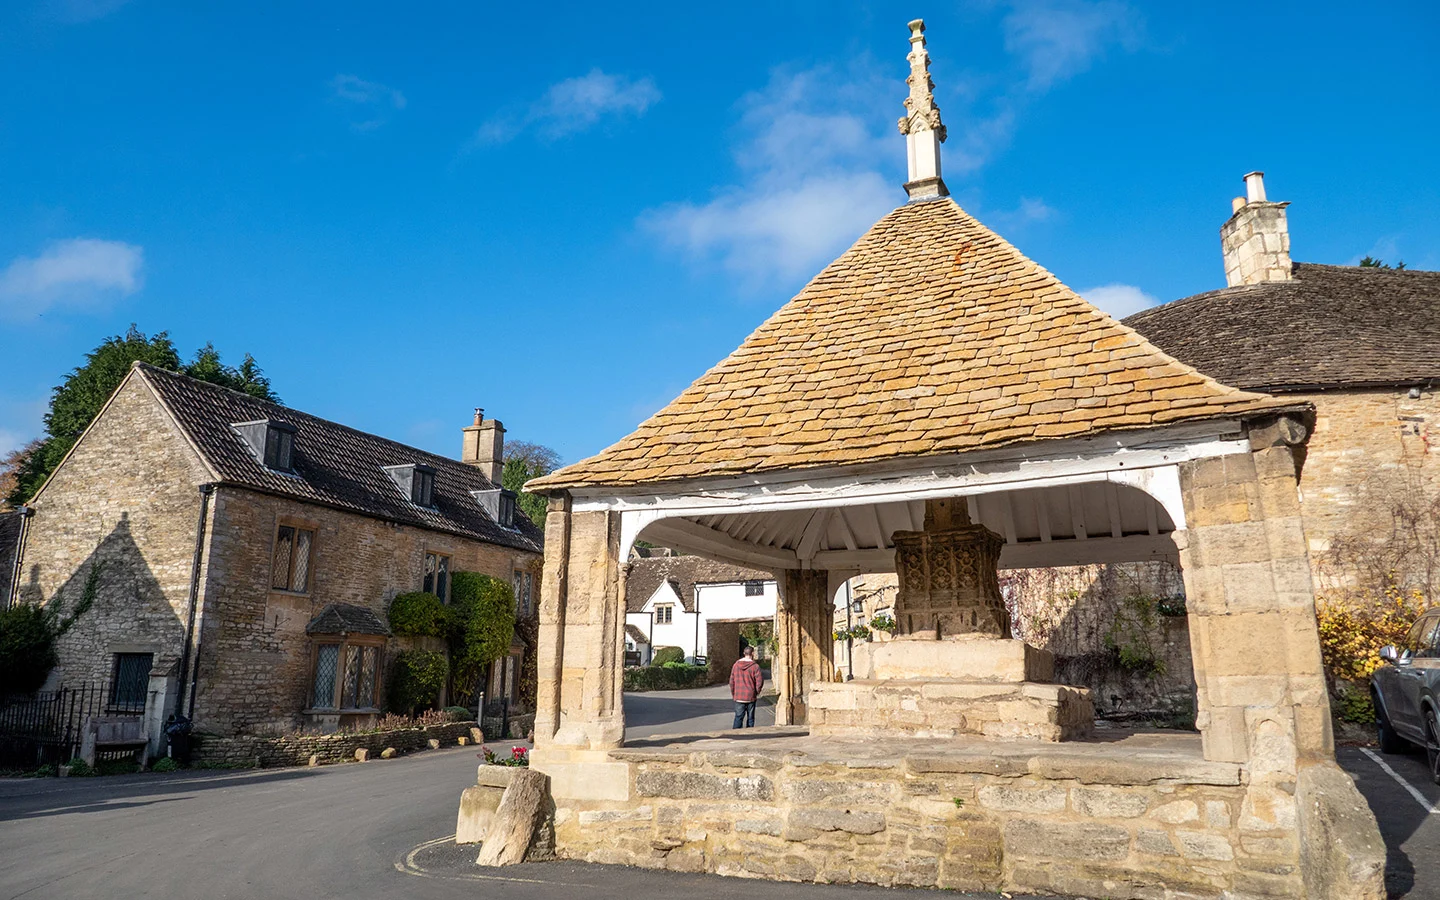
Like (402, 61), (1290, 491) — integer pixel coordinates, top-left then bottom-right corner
(0, 683), (144, 769)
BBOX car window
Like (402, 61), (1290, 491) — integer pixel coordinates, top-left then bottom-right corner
(1405, 615), (1440, 657)
(1416, 615), (1440, 659)
(1399, 613), (1434, 656)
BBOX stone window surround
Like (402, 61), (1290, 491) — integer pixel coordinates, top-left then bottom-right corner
(655, 603), (674, 624)
(269, 514), (320, 596)
(303, 634), (386, 714)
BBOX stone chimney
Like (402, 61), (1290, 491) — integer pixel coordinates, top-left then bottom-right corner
(898, 19), (948, 201)
(1220, 171), (1292, 287)
(461, 407), (505, 485)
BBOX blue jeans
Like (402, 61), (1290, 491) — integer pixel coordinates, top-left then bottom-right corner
(733, 700), (756, 728)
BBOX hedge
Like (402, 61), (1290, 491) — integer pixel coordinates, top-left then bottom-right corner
(623, 663), (709, 692)
(388, 649), (449, 715)
(651, 645), (685, 666)
(387, 591), (448, 637)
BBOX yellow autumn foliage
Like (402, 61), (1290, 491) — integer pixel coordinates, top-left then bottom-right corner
(1315, 585), (1429, 683)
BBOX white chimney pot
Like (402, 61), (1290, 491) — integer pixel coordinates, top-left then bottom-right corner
(1244, 171), (1267, 203)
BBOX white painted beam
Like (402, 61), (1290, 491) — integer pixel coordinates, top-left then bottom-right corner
(811, 533), (1181, 574)
(796, 508), (833, 561)
(645, 518), (798, 570)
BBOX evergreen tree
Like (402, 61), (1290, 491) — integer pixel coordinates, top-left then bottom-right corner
(501, 440), (561, 528)
(7, 326), (279, 505)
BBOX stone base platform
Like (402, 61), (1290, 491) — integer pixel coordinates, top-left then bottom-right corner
(809, 678), (1095, 741)
(537, 728), (1380, 899)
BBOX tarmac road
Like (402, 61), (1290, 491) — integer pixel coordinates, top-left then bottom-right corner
(0, 694), (1434, 900)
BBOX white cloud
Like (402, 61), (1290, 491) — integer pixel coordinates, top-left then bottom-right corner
(1003, 0), (1141, 90)
(475, 69), (660, 145)
(330, 74), (407, 132)
(1079, 283), (1159, 319)
(640, 65), (899, 287)
(0, 238), (143, 318)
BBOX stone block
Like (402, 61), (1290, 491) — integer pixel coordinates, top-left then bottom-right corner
(1071, 786), (1149, 818)
(977, 783), (1066, 813)
(635, 770), (773, 802)
(1003, 819), (1130, 861)
(1149, 799), (1198, 823)
(354, 748), (369, 762)
(455, 784), (505, 844)
(853, 635), (1052, 682)
(1135, 828), (1178, 857)
(787, 808), (886, 835)
(380, 747), (396, 759)
(426, 738), (441, 750)
(1175, 829), (1234, 861)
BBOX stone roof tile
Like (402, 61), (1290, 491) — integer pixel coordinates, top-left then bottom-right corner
(532, 198), (1291, 492)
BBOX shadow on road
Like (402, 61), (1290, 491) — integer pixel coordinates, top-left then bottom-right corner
(1339, 744), (1440, 898)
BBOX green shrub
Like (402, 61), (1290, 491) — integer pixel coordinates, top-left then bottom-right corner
(388, 649), (450, 715)
(151, 757), (180, 773)
(623, 663), (709, 692)
(64, 757), (95, 777)
(1334, 684), (1376, 725)
(448, 572), (516, 681)
(651, 645), (685, 666)
(443, 706), (472, 722)
(388, 591), (450, 637)
(0, 604), (58, 695)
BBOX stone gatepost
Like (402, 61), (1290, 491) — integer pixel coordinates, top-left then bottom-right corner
(531, 496), (630, 802)
(774, 569), (835, 726)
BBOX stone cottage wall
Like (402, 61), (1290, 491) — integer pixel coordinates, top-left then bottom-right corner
(1291, 387), (1440, 582)
(192, 720), (475, 768)
(15, 375), (211, 689)
(195, 489), (541, 737)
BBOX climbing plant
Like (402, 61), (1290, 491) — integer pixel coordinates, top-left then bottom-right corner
(447, 572), (516, 692)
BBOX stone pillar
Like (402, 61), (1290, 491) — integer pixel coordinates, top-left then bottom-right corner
(774, 569), (835, 726)
(1176, 416), (1332, 771)
(532, 497), (625, 751)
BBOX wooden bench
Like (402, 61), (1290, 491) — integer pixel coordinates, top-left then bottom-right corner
(79, 716), (149, 768)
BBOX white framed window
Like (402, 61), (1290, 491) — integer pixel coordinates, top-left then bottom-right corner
(655, 603), (674, 625)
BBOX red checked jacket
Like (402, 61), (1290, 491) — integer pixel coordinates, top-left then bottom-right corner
(729, 658), (765, 703)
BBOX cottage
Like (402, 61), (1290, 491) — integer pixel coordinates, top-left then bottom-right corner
(517, 21), (1382, 899)
(623, 554), (776, 665)
(9, 363), (542, 739)
(1127, 179), (1440, 587)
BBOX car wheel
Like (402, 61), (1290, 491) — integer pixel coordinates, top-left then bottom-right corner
(1426, 708), (1440, 786)
(1376, 693), (1409, 754)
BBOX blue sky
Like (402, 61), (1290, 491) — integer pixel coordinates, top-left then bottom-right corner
(2, 1), (1436, 466)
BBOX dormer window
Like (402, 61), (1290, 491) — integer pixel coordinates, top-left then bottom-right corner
(470, 488), (519, 528)
(233, 419), (297, 473)
(384, 463), (437, 508)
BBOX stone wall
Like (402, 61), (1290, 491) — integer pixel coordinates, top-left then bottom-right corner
(195, 488), (541, 736)
(552, 739), (1304, 899)
(193, 720), (474, 768)
(15, 375), (211, 688)
(1291, 387), (1440, 585)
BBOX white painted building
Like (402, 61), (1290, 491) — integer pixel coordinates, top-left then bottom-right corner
(624, 555), (776, 664)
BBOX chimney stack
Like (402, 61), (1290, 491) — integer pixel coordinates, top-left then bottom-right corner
(1220, 171), (1292, 287)
(898, 19), (948, 201)
(461, 407), (505, 485)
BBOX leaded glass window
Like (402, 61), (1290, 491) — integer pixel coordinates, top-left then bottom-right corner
(271, 524), (316, 593)
(312, 644), (339, 709)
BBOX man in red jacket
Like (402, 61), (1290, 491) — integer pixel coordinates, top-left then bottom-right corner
(729, 645), (765, 728)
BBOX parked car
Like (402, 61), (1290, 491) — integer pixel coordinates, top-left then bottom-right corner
(1371, 606), (1440, 784)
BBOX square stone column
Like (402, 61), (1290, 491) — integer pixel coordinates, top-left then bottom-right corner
(532, 496), (626, 751)
(774, 569), (835, 726)
(1176, 416), (1333, 774)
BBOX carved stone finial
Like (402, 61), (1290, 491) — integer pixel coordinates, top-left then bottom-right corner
(898, 18), (946, 143)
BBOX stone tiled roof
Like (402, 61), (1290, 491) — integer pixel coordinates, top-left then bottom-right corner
(625, 555), (772, 613)
(1125, 263), (1440, 392)
(136, 364), (542, 553)
(624, 624), (650, 645)
(531, 198), (1292, 492)
(306, 602), (390, 636)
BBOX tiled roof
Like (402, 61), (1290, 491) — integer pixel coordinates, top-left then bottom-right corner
(625, 555), (773, 613)
(531, 198), (1292, 492)
(136, 364), (542, 553)
(1125, 263), (1440, 392)
(306, 602), (390, 636)
(625, 624), (650, 645)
